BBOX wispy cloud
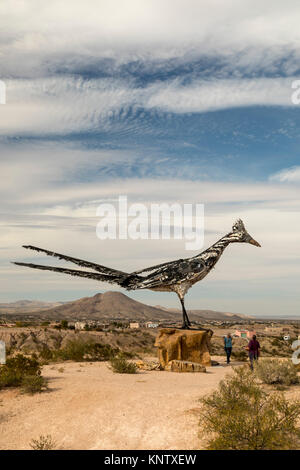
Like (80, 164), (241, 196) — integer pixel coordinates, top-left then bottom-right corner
(270, 166), (300, 183)
(1, 76), (297, 136)
(1, 1), (300, 78)
(1, 1), (300, 315)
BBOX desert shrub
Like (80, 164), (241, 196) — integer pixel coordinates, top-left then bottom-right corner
(55, 339), (120, 362)
(0, 354), (41, 388)
(15, 321), (28, 327)
(271, 337), (282, 348)
(55, 339), (87, 361)
(231, 350), (248, 361)
(40, 347), (53, 360)
(21, 375), (48, 394)
(199, 366), (300, 450)
(84, 342), (119, 361)
(30, 434), (56, 450)
(254, 359), (299, 386)
(109, 356), (137, 374)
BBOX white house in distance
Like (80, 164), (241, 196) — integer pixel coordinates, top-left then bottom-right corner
(145, 321), (159, 328)
(75, 321), (86, 330)
(129, 322), (140, 329)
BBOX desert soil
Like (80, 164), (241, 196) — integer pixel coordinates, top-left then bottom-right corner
(2, 357), (299, 450)
(0, 356), (237, 450)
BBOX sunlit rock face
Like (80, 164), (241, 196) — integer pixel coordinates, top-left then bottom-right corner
(155, 328), (212, 370)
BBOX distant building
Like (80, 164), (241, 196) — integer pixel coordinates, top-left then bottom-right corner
(129, 322), (140, 329)
(145, 321), (159, 328)
(235, 329), (256, 339)
(74, 321), (110, 330)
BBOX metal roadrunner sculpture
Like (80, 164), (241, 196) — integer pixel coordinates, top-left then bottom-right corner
(13, 219), (261, 329)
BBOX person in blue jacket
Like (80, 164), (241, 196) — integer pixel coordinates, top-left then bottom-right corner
(224, 333), (233, 364)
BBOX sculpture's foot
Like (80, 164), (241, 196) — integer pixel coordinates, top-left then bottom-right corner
(181, 323), (190, 330)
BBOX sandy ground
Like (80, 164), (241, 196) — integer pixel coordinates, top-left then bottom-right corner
(2, 357), (298, 450)
(0, 356), (238, 450)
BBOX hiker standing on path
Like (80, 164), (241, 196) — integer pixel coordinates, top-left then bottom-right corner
(247, 335), (261, 370)
(224, 333), (233, 364)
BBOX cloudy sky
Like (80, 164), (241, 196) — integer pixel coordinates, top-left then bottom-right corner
(1, 1), (300, 316)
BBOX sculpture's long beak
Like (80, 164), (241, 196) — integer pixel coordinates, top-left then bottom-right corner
(249, 238), (261, 247)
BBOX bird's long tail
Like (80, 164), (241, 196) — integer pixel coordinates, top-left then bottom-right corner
(12, 245), (129, 286)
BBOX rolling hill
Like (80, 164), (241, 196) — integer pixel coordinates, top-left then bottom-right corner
(0, 299), (65, 314)
(1, 291), (253, 322)
(32, 291), (174, 321)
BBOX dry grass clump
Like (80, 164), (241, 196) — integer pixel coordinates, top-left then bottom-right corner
(30, 434), (56, 450)
(109, 356), (138, 374)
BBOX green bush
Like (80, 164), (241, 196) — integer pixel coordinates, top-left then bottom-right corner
(55, 339), (120, 362)
(84, 342), (120, 361)
(55, 339), (86, 361)
(21, 375), (48, 394)
(0, 354), (41, 388)
(254, 359), (299, 386)
(109, 356), (137, 374)
(40, 347), (53, 360)
(199, 366), (300, 450)
(15, 321), (29, 327)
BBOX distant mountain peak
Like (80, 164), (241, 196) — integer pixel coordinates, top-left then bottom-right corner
(0, 291), (253, 321)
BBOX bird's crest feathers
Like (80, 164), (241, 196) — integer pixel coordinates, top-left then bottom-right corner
(232, 219), (246, 233)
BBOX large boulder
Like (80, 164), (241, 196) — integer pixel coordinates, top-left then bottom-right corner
(154, 328), (213, 370)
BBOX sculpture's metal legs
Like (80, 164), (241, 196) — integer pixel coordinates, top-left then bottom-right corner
(179, 296), (191, 329)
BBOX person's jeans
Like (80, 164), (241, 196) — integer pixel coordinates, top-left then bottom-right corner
(249, 351), (258, 370)
(225, 347), (232, 364)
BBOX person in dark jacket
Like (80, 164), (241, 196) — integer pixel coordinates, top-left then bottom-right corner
(224, 333), (233, 364)
(247, 335), (260, 370)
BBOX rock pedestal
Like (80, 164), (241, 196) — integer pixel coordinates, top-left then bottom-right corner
(165, 360), (206, 373)
(154, 328), (213, 371)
